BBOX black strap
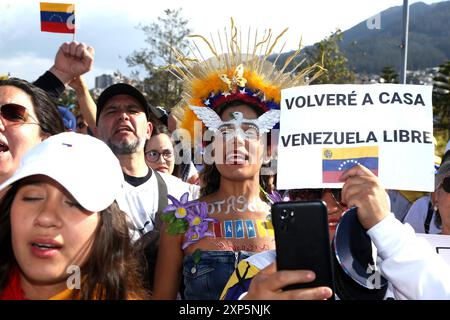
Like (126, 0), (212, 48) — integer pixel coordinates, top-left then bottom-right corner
(136, 170), (168, 291)
(424, 200), (434, 234)
(142, 170), (168, 240)
(154, 170), (168, 226)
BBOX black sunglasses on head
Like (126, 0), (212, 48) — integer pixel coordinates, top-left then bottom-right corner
(77, 121), (87, 129)
(442, 176), (450, 193)
(0, 103), (37, 124)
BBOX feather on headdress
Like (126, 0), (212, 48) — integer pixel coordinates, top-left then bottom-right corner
(167, 18), (324, 138)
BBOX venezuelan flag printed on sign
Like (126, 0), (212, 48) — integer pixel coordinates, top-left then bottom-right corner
(322, 146), (379, 183)
(40, 2), (75, 34)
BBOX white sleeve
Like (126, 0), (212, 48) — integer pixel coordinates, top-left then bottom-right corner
(367, 214), (450, 300)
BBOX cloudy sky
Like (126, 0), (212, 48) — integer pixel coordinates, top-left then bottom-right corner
(0, 0), (443, 87)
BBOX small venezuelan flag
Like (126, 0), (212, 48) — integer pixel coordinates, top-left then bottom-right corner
(322, 146), (379, 183)
(40, 2), (75, 34)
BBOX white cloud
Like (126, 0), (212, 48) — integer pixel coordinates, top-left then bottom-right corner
(0, 0), (445, 89)
(0, 54), (52, 81)
(0, 53), (114, 88)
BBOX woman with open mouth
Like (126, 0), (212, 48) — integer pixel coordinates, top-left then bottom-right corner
(152, 21), (323, 300)
(0, 132), (148, 300)
(0, 78), (64, 188)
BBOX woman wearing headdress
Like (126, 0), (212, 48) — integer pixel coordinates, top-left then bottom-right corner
(153, 20), (322, 300)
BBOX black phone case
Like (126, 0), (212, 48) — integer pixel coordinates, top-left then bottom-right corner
(272, 200), (335, 295)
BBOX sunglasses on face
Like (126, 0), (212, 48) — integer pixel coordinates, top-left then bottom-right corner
(0, 103), (38, 125)
(442, 176), (450, 193)
(145, 149), (174, 163)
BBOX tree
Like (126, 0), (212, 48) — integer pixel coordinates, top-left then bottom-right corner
(126, 8), (191, 109)
(57, 90), (77, 109)
(309, 29), (355, 84)
(433, 61), (450, 154)
(380, 66), (399, 83)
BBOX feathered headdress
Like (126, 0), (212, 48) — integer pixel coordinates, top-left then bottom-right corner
(167, 18), (324, 138)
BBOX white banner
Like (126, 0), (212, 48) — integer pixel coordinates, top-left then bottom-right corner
(277, 84), (434, 192)
(417, 233), (450, 266)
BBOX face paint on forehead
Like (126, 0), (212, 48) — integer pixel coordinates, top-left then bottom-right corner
(218, 112), (261, 141)
(189, 106), (281, 135)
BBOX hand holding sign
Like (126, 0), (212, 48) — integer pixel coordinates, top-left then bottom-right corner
(277, 84), (434, 192)
(340, 164), (390, 230)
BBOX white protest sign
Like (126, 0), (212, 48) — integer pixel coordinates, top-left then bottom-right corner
(416, 233), (450, 266)
(277, 84), (434, 191)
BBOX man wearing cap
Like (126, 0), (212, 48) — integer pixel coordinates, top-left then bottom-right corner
(94, 82), (199, 241)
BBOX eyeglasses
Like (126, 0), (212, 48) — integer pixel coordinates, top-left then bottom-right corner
(442, 177), (450, 193)
(145, 149), (174, 163)
(0, 103), (39, 125)
(217, 123), (260, 141)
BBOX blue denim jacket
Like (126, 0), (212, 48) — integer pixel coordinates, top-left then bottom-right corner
(183, 250), (252, 300)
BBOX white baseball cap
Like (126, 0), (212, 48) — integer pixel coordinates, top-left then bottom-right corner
(0, 132), (124, 212)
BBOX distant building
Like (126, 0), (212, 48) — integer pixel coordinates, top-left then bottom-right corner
(92, 72), (144, 98)
(95, 74), (113, 89)
(354, 67), (440, 86)
(407, 67), (439, 86)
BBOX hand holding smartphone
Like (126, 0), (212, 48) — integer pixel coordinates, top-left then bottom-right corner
(272, 200), (335, 295)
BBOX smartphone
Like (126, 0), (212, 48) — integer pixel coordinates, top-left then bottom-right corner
(272, 200), (335, 295)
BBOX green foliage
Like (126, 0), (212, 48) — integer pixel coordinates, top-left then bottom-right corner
(193, 249), (202, 264)
(380, 66), (399, 83)
(309, 30), (355, 84)
(161, 211), (176, 224)
(166, 216), (189, 235)
(433, 61), (450, 146)
(341, 1), (450, 73)
(435, 129), (449, 158)
(126, 8), (191, 109)
(57, 90), (77, 109)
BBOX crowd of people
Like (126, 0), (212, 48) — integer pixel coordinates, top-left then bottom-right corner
(0, 22), (449, 300)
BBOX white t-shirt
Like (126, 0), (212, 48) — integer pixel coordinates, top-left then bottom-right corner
(116, 169), (200, 241)
(403, 195), (441, 234)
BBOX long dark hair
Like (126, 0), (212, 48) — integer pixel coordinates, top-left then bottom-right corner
(0, 181), (149, 300)
(0, 78), (65, 136)
(199, 100), (272, 197)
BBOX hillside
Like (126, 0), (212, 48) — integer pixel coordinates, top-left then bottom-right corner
(341, 1), (450, 73)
